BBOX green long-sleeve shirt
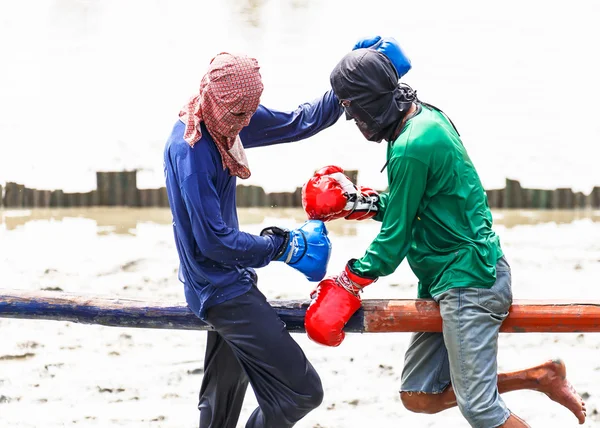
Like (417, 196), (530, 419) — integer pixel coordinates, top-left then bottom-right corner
(353, 104), (503, 298)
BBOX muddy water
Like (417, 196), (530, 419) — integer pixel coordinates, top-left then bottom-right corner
(1, 208), (599, 427)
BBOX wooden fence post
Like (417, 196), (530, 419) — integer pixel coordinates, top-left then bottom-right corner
(293, 187), (303, 208)
(138, 189), (149, 207)
(78, 192), (89, 207)
(574, 192), (587, 209)
(124, 170), (138, 207)
(591, 187), (600, 209)
(50, 190), (64, 207)
(268, 192), (286, 208)
(138, 189), (162, 207)
(541, 190), (552, 209)
(530, 189), (541, 209)
(32, 190), (43, 208)
(38, 190), (52, 208)
(107, 172), (122, 206)
(553, 188), (575, 209)
(266, 192), (275, 208)
(248, 185), (267, 207)
(62, 193), (75, 208)
(71, 193), (82, 207)
(283, 191), (294, 207)
(112, 172), (123, 206)
(529, 189), (551, 209)
(89, 190), (100, 206)
(159, 187), (169, 207)
(486, 189), (504, 209)
(151, 188), (161, 207)
(97, 172), (110, 206)
(22, 187), (34, 208)
(524, 189), (532, 208)
(236, 185), (249, 207)
(504, 179), (523, 208)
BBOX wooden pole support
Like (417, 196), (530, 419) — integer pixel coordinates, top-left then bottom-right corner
(591, 187), (600, 209)
(124, 171), (138, 207)
(1, 290), (599, 333)
(504, 178), (523, 209)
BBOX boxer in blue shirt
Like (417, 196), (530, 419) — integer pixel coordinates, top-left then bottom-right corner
(164, 52), (340, 428)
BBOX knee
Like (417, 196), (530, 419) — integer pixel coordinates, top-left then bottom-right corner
(400, 392), (440, 415)
(283, 369), (323, 415)
(262, 376), (323, 426)
(302, 374), (324, 411)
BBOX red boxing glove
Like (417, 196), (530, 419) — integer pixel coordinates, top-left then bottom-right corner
(302, 165), (347, 221)
(302, 166), (379, 222)
(304, 260), (377, 347)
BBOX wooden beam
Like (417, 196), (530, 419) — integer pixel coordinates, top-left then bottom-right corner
(361, 299), (600, 333)
(1, 289), (600, 333)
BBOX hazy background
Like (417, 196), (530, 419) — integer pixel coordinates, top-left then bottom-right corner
(1, 0), (599, 194)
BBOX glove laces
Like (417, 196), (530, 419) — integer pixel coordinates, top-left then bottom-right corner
(344, 194), (379, 220)
(336, 272), (365, 297)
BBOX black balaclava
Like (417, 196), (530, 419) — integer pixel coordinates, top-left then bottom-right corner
(330, 49), (416, 143)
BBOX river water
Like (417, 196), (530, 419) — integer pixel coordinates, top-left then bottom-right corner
(1, 0), (599, 195)
(0, 208), (599, 427)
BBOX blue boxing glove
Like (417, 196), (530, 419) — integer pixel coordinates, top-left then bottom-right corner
(260, 220), (331, 282)
(353, 36), (411, 79)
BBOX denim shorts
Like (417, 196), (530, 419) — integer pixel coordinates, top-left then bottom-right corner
(401, 256), (513, 428)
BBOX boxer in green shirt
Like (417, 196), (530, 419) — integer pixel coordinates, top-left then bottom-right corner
(302, 47), (586, 427)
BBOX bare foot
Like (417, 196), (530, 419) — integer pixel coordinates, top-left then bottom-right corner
(534, 359), (586, 424)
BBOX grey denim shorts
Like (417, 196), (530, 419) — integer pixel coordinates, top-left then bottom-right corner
(401, 256), (513, 428)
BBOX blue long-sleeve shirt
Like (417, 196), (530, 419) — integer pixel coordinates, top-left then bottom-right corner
(164, 90), (342, 319)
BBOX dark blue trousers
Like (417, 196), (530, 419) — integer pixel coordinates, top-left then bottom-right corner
(198, 285), (323, 428)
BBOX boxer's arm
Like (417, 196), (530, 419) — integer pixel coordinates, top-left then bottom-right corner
(239, 90), (343, 149)
(353, 156), (428, 277)
(181, 172), (283, 268)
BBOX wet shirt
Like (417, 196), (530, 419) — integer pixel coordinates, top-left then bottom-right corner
(352, 104), (503, 298)
(164, 90), (342, 319)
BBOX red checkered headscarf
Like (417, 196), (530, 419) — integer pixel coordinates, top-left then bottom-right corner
(180, 53), (264, 179)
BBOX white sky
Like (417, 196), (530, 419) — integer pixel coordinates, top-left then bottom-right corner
(0, 0), (599, 193)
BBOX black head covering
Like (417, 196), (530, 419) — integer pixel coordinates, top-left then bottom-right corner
(330, 49), (416, 142)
